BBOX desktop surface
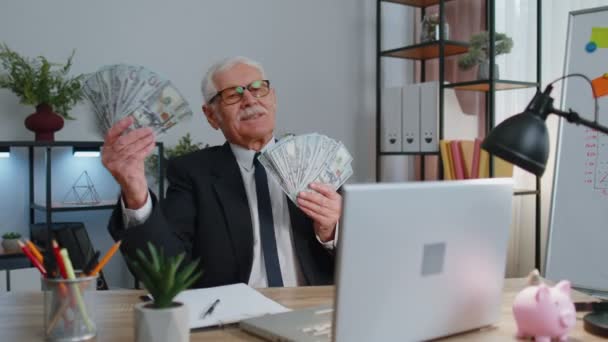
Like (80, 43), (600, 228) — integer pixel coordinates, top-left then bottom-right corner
(0, 279), (604, 341)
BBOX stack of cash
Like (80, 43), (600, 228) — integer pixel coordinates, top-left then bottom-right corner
(82, 64), (193, 135)
(258, 134), (353, 203)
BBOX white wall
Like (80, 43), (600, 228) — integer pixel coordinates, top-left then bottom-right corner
(0, 0), (377, 288)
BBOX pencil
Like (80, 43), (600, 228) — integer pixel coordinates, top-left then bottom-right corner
(25, 240), (43, 264)
(18, 240), (46, 277)
(60, 248), (94, 332)
(52, 240), (68, 278)
(89, 240), (122, 276)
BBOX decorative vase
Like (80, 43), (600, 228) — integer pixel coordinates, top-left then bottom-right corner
(134, 302), (189, 342)
(477, 60), (500, 80)
(24, 103), (64, 141)
(1, 239), (21, 253)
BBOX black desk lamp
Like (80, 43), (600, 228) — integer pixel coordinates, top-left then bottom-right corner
(481, 73), (608, 337)
(482, 74), (605, 176)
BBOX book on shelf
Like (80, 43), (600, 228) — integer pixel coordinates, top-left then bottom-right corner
(440, 139), (513, 180)
(449, 140), (466, 180)
(439, 140), (454, 180)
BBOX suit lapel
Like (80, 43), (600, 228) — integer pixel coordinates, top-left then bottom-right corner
(211, 142), (254, 283)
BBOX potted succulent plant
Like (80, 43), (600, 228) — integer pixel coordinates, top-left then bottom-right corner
(1, 232), (22, 253)
(0, 43), (84, 141)
(128, 242), (202, 342)
(458, 31), (514, 79)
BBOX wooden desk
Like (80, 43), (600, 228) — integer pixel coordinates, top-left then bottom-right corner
(0, 278), (603, 341)
(0, 245), (30, 291)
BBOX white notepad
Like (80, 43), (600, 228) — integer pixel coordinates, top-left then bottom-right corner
(174, 283), (290, 329)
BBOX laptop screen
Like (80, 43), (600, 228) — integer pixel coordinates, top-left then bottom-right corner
(333, 178), (513, 341)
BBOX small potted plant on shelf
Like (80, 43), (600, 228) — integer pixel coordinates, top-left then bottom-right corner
(458, 31), (513, 80)
(1, 232), (22, 253)
(128, 242), (202, 342)
(420, 13), (449, 42)
(145, 133), (208, 184)
(0, 43), (84, 141)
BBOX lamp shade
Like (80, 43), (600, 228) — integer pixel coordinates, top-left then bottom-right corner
(481, 111), (550, 176)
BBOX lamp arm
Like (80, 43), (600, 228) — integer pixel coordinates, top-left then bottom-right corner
(551, 108), (608, 135)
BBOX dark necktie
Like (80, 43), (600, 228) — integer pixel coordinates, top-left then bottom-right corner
(253, 152), (284, 287)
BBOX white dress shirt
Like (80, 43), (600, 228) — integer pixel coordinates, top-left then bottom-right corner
(121, 138), (336, 288)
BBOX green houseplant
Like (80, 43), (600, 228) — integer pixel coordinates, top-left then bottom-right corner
(128, 242), (202, 342)
(146, 133), (208, 183)
(0, 43), (84, 141)
(1, 232), (22, 253)
(458, 31), (513, 79)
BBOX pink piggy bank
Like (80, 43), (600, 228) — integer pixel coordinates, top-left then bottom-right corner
(512, 280), (576, 342)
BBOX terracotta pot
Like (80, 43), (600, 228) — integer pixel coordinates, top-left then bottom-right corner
(134, 301), (189, 342)
(24, 104), (64, 141)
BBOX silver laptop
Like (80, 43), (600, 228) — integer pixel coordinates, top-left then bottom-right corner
(241, 178), (514, 341)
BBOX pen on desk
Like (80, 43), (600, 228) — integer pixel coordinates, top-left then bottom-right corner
(201, 299), (221, 319)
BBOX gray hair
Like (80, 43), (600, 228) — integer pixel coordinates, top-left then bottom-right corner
(201, 56), (266, 105)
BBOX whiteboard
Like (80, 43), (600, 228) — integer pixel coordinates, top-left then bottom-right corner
(546, 6), (608, 291)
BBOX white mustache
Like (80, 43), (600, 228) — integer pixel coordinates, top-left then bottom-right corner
(238, 105), (268, 120)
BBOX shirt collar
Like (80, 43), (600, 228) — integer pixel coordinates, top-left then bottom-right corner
(229, 137), (276, 172)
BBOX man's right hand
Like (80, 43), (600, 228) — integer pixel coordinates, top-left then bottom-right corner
(102, 116), (156, 209)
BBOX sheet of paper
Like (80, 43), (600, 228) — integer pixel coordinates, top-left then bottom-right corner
(173, 283), (290, 329)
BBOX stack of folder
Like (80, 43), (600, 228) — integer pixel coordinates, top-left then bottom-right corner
(439, 139), (513, 180)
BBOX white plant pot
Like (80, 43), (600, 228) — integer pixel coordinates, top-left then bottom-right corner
(134, 301), (189, 342)
(2, 239), (21, 253)
(477, 60), (500, 80)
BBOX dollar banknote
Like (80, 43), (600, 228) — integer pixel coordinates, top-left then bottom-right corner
(258, 133), (353, 205)
(82, 64), (193, 136)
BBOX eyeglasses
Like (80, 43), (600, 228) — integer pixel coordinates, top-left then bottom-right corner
(209, 80), (271, 105)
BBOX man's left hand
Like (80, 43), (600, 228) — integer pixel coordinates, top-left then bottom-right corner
(297, 183), (342, 242)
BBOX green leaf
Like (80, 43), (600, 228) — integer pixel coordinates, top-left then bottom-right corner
(0, 43), (83, 118)
(134, 249), (162, 284)
(128, 245), (203, 309)
(174, 258), (200, 285)
(147, 242), (161, 273)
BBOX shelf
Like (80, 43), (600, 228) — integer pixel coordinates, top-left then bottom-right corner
(380, 151), (440, 156)
(381, 40), (468, 60)
(32, 199), (116, 212)
(444, 80), (538, 92)
(0, 141), (164, 148)
(381, 0), (457, 8)
(513, 189), (540, 196)
(0, 141), (104, 148)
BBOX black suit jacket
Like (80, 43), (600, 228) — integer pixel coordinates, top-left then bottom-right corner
(108, 142), (335, 288)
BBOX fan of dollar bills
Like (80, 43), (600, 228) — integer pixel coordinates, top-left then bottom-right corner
(258, 133), (353, 203)
(82, 64), (193, 135)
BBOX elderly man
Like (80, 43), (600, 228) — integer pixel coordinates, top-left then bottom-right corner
(103, 57), (340, 288)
